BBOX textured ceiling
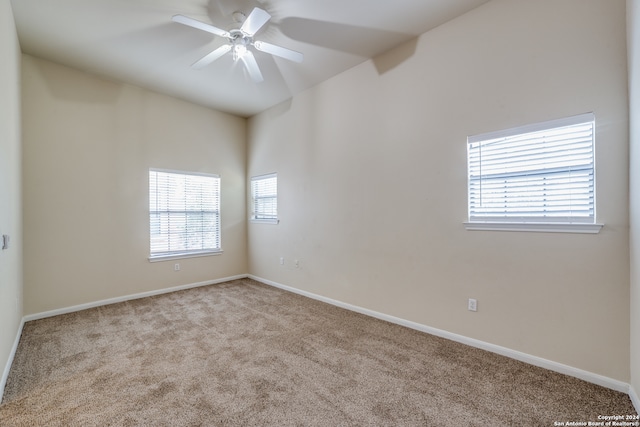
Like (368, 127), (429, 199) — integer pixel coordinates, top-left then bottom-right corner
(11, 0), (489, 117)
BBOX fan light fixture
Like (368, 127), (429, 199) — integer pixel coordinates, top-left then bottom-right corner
(172, 7), (303, 83)
(232, 37), (248, 61)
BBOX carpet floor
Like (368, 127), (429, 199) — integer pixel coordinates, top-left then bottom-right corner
(0, 278), (636, 426)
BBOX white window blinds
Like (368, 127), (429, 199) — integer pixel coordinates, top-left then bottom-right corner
(251, 173), (277, 222)
(149, 169), (221, 258)
(467, 113), (595, 224)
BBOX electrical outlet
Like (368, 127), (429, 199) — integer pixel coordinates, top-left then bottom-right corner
(280, 257), (284, 265)
(294, 259), (299, 268)
(468, 298), (477, 312)
(174, 263), (181, 271)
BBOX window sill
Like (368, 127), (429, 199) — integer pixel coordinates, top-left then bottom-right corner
(464, 222), (603, 234)
(250, 219), (279, 224)
(148, 250), (223, 262)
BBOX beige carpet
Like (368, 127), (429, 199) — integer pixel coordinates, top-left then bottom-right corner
(0, 278), (636, 426)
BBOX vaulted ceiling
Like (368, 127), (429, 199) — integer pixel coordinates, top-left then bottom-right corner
(11, 0), (489, 117)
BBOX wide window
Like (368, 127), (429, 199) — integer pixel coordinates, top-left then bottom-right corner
(465, 113), (602, 233)
(149, 169), (221, 260)
(250, 173), (278, 223)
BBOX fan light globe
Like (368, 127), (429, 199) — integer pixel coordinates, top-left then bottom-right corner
(233, 44), (247, 61)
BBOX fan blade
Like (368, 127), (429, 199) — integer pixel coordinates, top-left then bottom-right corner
(253, 40), (303, 63)
(240, 8), (271, 37)
(172, 15), (230, 38)
(192, 44), (232, 69)
(240, 51), (264, 83)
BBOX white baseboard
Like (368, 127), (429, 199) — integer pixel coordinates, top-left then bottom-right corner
(250, 275), (631, 395)
(1, 317), (25, 403)
(630, 385), (640, 415)
(23, 274), (248, 322)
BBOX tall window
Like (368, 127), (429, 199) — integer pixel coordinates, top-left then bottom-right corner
(466, 113), (602, 233)
(149, 169), (221, 260)
(250, 173), (278, 223)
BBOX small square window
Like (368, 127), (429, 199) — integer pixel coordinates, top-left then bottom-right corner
(251, 173), (278, 223)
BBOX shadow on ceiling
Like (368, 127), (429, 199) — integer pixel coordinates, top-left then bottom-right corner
(277, 17), (413, 58)
(372, 37), (418, 75)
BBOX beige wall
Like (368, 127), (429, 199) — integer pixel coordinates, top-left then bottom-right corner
(629, 0), (640, 405)
(0, 0), (23, 389)
(22, 56), (247, 315)
(248, 0), (630, 381)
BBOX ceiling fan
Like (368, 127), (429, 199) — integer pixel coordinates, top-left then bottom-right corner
(172, 7), (303, 83)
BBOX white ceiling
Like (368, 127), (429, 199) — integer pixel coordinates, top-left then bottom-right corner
(11, 0), (489, 117)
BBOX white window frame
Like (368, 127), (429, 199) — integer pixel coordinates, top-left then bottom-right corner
(464, 113), (603, 234)
(149, 169), (222, 261)
(250, 173), (278, 224)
